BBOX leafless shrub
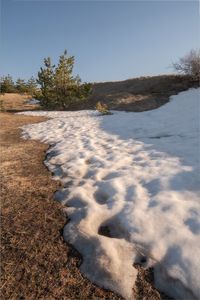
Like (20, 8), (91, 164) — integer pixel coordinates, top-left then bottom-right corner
(173, 49), (200, 80)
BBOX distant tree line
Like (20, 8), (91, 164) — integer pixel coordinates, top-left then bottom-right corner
(0, 50), (91, 109)
(0, 75), (38, 96)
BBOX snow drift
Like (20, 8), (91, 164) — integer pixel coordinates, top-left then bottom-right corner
(19, 88), (200, 299)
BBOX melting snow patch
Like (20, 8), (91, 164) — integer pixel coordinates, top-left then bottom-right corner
(18, 88), (200, 299)
(25, 98), (40, 104)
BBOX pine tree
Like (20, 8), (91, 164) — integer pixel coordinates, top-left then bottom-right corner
(37, 50), (91, 109)
(26, 76), (38, 96)
(37, 57), (55, 108)
(15, 78), (27, 94)
(0, 75), (15, 93)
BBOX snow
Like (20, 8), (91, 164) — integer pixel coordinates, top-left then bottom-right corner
(18, 88), (200, 299)
(25, 98), (40, 104)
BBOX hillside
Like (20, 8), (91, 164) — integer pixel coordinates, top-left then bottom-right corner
(0, 75), (198, 113)
(73, 74), (199, 111)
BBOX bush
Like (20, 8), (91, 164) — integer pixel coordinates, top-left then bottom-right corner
(95, 101), (111, 115)
(173, 49), (200, 80)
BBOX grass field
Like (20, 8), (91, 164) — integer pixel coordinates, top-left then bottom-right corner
(0, 93), (40, 112)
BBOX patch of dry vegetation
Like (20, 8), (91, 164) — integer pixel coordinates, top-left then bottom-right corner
(72, 74), (199, 111)
(0, 93), (40, 112)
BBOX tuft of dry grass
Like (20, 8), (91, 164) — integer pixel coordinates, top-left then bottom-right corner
(134, 264), (173, 300)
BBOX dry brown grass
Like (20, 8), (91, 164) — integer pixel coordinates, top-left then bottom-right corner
(0, 93), (40, 111)
(0, 93), (172, 299)
(71, 74), (199, 111)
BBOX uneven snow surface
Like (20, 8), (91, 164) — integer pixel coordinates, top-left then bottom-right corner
(19, 88), (200, 299)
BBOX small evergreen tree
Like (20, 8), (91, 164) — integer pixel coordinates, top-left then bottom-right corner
(15, 78), (27, 94)
(0, 75), (15, 93)
(26, 76), (38, 96)
(37, 50), (91, 109)
(37, 57), (55, 108)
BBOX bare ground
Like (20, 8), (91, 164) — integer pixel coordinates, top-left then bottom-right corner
(0, 93), (173, 299)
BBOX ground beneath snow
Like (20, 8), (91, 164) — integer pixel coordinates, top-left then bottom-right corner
(19, 88), (200, 300)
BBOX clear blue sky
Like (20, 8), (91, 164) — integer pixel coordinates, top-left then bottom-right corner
(0, 0), (199, 83)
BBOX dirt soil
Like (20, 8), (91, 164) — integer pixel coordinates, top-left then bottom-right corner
(0, 93), (172, 299)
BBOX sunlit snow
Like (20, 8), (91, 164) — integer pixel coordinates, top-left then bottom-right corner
(19, 88), (200, 299)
